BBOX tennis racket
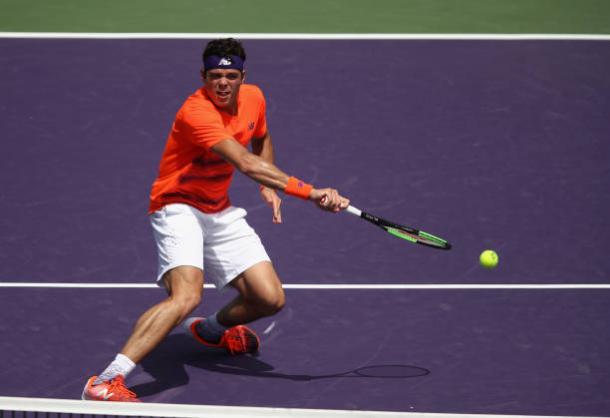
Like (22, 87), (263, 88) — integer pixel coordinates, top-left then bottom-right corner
(346, 205), (451, 250)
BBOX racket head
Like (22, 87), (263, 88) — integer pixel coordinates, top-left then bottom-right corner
(384, 225), (451, 250)
(361, 212), (451, 250)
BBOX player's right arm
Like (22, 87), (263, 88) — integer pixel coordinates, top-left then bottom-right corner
(211, 137), (349, 212)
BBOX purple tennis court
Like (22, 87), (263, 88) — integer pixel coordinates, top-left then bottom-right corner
(1, 38), (609, 417)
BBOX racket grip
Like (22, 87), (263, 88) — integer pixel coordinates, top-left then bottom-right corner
(345, 205), (362, 217)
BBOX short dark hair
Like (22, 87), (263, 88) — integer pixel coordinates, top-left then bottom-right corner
(202, 38), (246, 63)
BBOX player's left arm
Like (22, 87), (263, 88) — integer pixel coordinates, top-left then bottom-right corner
(251, 132), (282, 223)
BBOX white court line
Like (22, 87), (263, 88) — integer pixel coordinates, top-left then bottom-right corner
(0, 396), (604, 418)
(0, 32), (609, 40)
(0, 282), (608, 289)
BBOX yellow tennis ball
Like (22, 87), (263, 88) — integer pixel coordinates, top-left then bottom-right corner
(479, 250), (499, 269)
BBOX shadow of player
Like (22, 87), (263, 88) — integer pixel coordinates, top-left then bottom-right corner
(130, 333), (430, 397)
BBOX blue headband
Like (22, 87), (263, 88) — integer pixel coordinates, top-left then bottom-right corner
(203, 55), (244, 71)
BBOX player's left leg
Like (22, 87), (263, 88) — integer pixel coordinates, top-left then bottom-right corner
(185, 261), (284, 355)
(217, 260), (285, 326)
(183, 206), (282, 354)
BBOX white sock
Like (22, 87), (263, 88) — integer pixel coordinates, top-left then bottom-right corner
(196, 313), (228, 343)
(94, 353), (136, 385)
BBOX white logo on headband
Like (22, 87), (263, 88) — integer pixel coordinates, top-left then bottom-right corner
(218, 57), (232, 66)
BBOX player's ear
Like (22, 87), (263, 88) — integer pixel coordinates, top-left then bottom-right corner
(200, 68), (206, 83)
(241, 70), (246, 82)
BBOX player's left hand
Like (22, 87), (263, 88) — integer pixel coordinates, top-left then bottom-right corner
(260, 186), (282, 223)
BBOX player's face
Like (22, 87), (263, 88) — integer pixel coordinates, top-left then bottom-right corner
(202, 69), (245, 111)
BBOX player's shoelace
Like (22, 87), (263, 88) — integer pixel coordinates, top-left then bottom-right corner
(107, 376), (138, 401)
(223, 326), (258, 355)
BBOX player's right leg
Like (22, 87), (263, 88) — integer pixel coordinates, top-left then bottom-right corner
(82, 266), (204, 402)
(82, 266), (204, 401)
(82, 203), (206, 402)
(120, 266), (204, 363)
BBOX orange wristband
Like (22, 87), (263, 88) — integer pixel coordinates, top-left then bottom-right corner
(284, 176), (313, 200)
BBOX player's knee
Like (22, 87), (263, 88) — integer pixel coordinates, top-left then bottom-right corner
(257, 287), (285, 316)
(173, 292), (202, 318)
(168, 282), (202, 318)
(185, 291), (202, 311)
(163, 266), (204, 317)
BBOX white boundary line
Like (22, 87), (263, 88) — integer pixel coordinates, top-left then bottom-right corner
(0, 32), (609, 40)
(0, 282), (608, 289)
(0, 396), (603, 418)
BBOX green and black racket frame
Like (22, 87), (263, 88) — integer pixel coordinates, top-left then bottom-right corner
(345, 205), (451, 250)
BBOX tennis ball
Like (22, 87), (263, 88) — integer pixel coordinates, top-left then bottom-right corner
(479, 250), (499, 269)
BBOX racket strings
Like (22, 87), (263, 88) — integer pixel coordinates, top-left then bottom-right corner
(386, 227), (418, 243)
(387, 226), (448, 248)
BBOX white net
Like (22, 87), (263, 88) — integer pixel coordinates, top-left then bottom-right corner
(0, 396), (426, 418)
(0, 396), (599, 418)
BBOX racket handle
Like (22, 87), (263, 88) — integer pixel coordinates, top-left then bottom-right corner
(345, 205), (362, 217)
(320, 196), (360, 216)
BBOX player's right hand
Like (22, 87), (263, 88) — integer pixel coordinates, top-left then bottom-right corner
(260, 186), (282, 223)
(310, 188), (350, 213)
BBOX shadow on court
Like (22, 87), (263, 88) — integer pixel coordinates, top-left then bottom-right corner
(131, 334), (430, 397)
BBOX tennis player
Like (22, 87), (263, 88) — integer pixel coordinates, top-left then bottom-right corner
(82, 38), (349, 402)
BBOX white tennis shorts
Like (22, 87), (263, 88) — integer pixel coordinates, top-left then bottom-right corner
(150, 203), (271, 290)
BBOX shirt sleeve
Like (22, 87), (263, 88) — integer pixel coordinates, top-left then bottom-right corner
(178, 100), (232, 149)
(252, 89), (268, 138)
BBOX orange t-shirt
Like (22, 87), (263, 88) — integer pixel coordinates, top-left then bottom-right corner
(149, 84), (267, 214)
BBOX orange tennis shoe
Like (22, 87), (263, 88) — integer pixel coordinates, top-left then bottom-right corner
(184, 317), (260, 355)
(81, 375), (140, 402)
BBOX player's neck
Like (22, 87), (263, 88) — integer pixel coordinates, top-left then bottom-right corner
(224, 102), (238, 115)
(211, 101), (237, 115)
